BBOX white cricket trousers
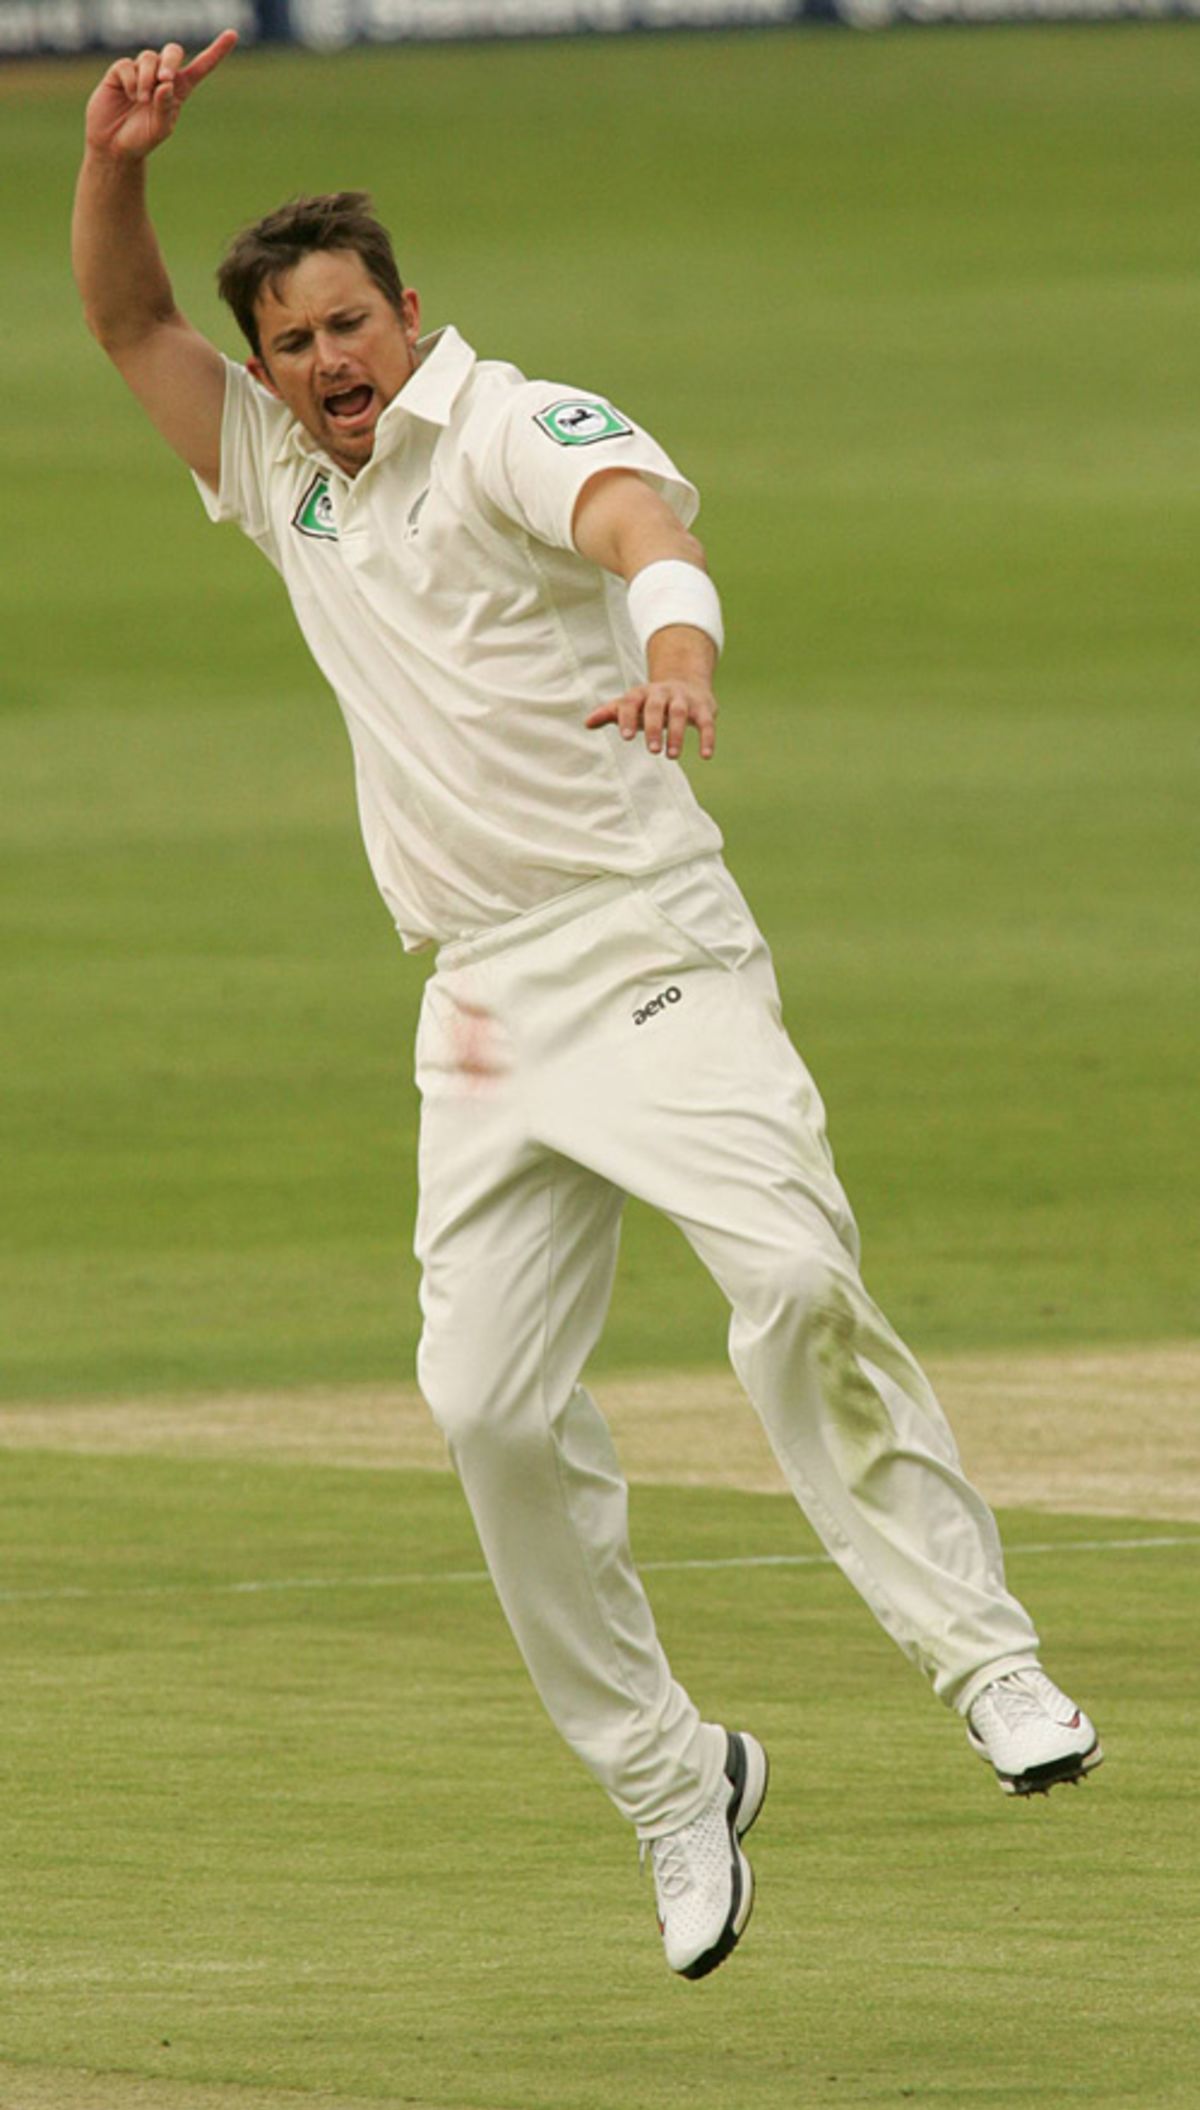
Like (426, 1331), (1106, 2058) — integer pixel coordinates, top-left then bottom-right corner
(414, 855), (1039, 1836)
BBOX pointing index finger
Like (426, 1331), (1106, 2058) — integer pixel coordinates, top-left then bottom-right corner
(176, 27), (239, 94)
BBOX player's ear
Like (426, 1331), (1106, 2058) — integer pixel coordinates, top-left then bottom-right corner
(401, 287), (421, 351)
(247, 355), (281, 399)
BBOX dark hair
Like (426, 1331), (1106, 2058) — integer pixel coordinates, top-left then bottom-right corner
(216, 191), (406, 359)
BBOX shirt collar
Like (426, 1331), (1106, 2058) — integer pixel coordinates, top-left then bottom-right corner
(271, 325), (477, 472)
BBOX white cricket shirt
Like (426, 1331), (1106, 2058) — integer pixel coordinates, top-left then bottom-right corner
(195, 326), (723, 949)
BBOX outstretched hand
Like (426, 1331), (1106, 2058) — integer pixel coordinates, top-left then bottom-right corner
(586, 678), (718, 761)
(84, 30), (238, 163)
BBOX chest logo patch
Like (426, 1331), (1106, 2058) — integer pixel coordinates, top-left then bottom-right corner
(293, 474), (339, 541)
(534, 399), (634, 447)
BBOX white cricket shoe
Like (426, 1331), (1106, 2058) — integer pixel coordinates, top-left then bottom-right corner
(643, 1730), (769, 1980)
(967, 1668), (1102, 1796)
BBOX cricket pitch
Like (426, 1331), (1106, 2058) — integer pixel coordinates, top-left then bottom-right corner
(1, 1342), (1196, 1521)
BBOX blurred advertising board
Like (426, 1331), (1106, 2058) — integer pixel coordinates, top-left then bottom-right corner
(4, 0), (1198, 54)
(1, 0), (258, 56)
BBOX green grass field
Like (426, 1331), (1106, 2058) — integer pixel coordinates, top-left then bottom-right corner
(3, 25), (1200, 2109)
(3, 1447), (1199, 2107)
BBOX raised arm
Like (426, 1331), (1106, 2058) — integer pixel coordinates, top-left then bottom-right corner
(72, 32), (239, 491)
(573, 469), (720, 760)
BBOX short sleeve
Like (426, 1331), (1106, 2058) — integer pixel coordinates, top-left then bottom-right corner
(191, 356), (290, 566)
(477, 382), (700, 553)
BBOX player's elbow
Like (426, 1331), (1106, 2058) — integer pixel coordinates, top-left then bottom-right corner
(675, 527), (708, 573)
(81, 294), (177, 359)
(80, 301), (118, 353)
(627, 526), (709, 583)
(625, 507), (707, 579)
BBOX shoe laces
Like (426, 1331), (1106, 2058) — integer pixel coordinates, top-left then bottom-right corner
(643, 1827), (696, 1901)
(640, 1791), (731, 1904)
(975, 1668), (1063, 1730)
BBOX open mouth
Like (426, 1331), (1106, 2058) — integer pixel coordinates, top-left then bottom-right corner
(324, 384), (375, 425)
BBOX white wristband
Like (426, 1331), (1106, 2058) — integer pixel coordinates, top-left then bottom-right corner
(626, 559), (724, 661)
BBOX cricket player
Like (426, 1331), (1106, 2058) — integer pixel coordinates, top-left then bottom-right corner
(73, 32), (1102, 1981)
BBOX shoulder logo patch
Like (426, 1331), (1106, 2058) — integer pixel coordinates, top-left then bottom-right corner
(534, 399), (634, 447)
(293, 473), (338, 541)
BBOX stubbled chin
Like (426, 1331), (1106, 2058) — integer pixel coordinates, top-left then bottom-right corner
(323, 414), (377, 468)
(336, 444), (376, 477)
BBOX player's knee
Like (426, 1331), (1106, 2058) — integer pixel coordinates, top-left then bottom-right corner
(417, 1347), (486, 1448)
(417, 1329), (530, 1455)
(742, 1243), (846, 1333)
